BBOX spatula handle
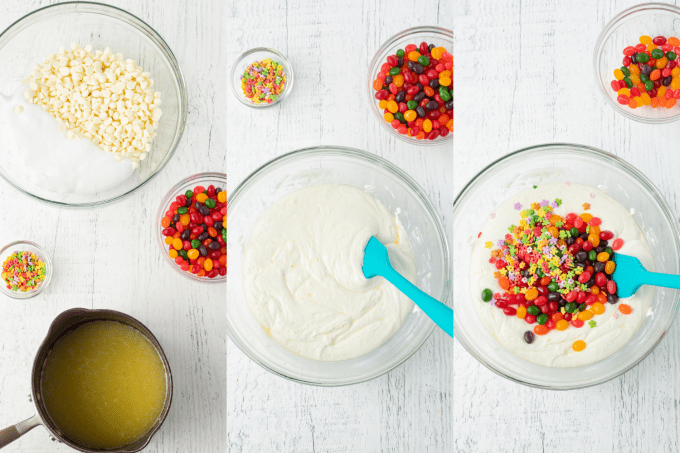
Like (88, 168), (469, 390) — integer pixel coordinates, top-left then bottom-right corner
(642, 269), (680, 291)
(383, 267), (453, 337)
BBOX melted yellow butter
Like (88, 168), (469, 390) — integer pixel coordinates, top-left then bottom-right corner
(41, 320), (167, 450)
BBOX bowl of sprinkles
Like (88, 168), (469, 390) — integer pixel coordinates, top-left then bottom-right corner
(0, 241), (52, 299)
(453, 143), (680, 389)
(230, 48), (293, 108)
(595, 3), (680, 123)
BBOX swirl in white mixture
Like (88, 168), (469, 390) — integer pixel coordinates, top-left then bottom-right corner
(469, 182), (655, 368)
(243, 184), (416, 361)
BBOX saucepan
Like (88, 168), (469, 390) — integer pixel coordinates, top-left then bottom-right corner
(0, 308), (173, 452)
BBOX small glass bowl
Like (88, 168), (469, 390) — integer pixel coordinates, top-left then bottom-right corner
(594, 3), (680, 123)
(230, 47), (294, 108)
(453, 143), (680, 389)
(0, 2), (188, 207)
(156, 172), (227, 284)
(367, 26), (453, 146)
(0, 241), (53, 299)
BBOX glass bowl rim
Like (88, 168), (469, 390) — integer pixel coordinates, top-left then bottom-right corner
(366, 25), (453, 146)
(0, 240), (53, 299)
(453, 142), (680, 390)
(156, 172), (227, 284)
(0, 1), (189, 208)
(593, 2), (680, 124)
(229, 47), (294, 109)
(227, 145), (452, 386)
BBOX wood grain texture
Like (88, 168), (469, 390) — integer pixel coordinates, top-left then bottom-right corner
(0, 0), (226, 451)
(226, 0), (453, 452)
(454, 1), (680, 452)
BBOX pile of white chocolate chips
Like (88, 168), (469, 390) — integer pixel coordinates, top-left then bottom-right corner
(22, 43), (162, 169)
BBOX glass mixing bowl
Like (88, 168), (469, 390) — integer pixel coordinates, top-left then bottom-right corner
(453, 143), (680, 389)
(156, 173), (227, 284)
(230, 48), (294, 109)
(594, 3), (680, 123)
(0, 2), (187, 207)
(227, 146), (451, 386)
(367, 26), (453, 146)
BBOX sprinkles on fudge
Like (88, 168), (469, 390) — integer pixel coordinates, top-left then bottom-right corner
(479, 196), (629, 351)
(487, 198), (585, 296)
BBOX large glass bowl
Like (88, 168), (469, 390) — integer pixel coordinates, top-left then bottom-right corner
(156, 173), (227, 284)
(0, 2), (187, 207)
(594, 3), (680, 123)
(453, 143), (680, 389)
(367, 26), (453, 146)
(227, 146), (451, 386)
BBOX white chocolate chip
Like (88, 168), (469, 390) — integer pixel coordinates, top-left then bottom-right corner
(24, 42), (161, 160)
(14, 105), (24, 114)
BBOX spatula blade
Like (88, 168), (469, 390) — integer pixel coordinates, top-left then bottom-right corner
(362, 236), (389, 279)
(612, 253), (646, 299)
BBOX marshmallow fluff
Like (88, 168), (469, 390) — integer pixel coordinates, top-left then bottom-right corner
(243, 184), (417, 362)
(469, 182), (655, 368)
(0, 87), (134, 194)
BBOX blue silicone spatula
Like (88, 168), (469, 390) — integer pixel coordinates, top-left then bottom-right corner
(613, 253), (680, 298)
(362, 236), (453, 337)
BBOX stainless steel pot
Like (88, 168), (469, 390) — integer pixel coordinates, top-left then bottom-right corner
(0, 308), (173, 452)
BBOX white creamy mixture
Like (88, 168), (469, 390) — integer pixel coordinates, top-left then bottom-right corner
(0, 87), (134, 193)
(469, 182), (655, 368)
(243, 184), (417, 362)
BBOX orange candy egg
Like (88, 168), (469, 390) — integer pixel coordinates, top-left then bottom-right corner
(577, 310), (594, 321)
(605, 261), (616, 274)
(516, 306), (527, 319)
(591, 302), (606, 315)
(534, 325), (549, 336)
(572, 340), (586, 352)
(525, 287), (539, 301)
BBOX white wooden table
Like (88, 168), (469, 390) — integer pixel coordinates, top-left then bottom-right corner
(455, 1), (680, 452)
(0, 0), (226, 451)
(226, 1), (453, 452)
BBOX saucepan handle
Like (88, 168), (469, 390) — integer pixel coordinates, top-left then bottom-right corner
(0, 414), (41, 448)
